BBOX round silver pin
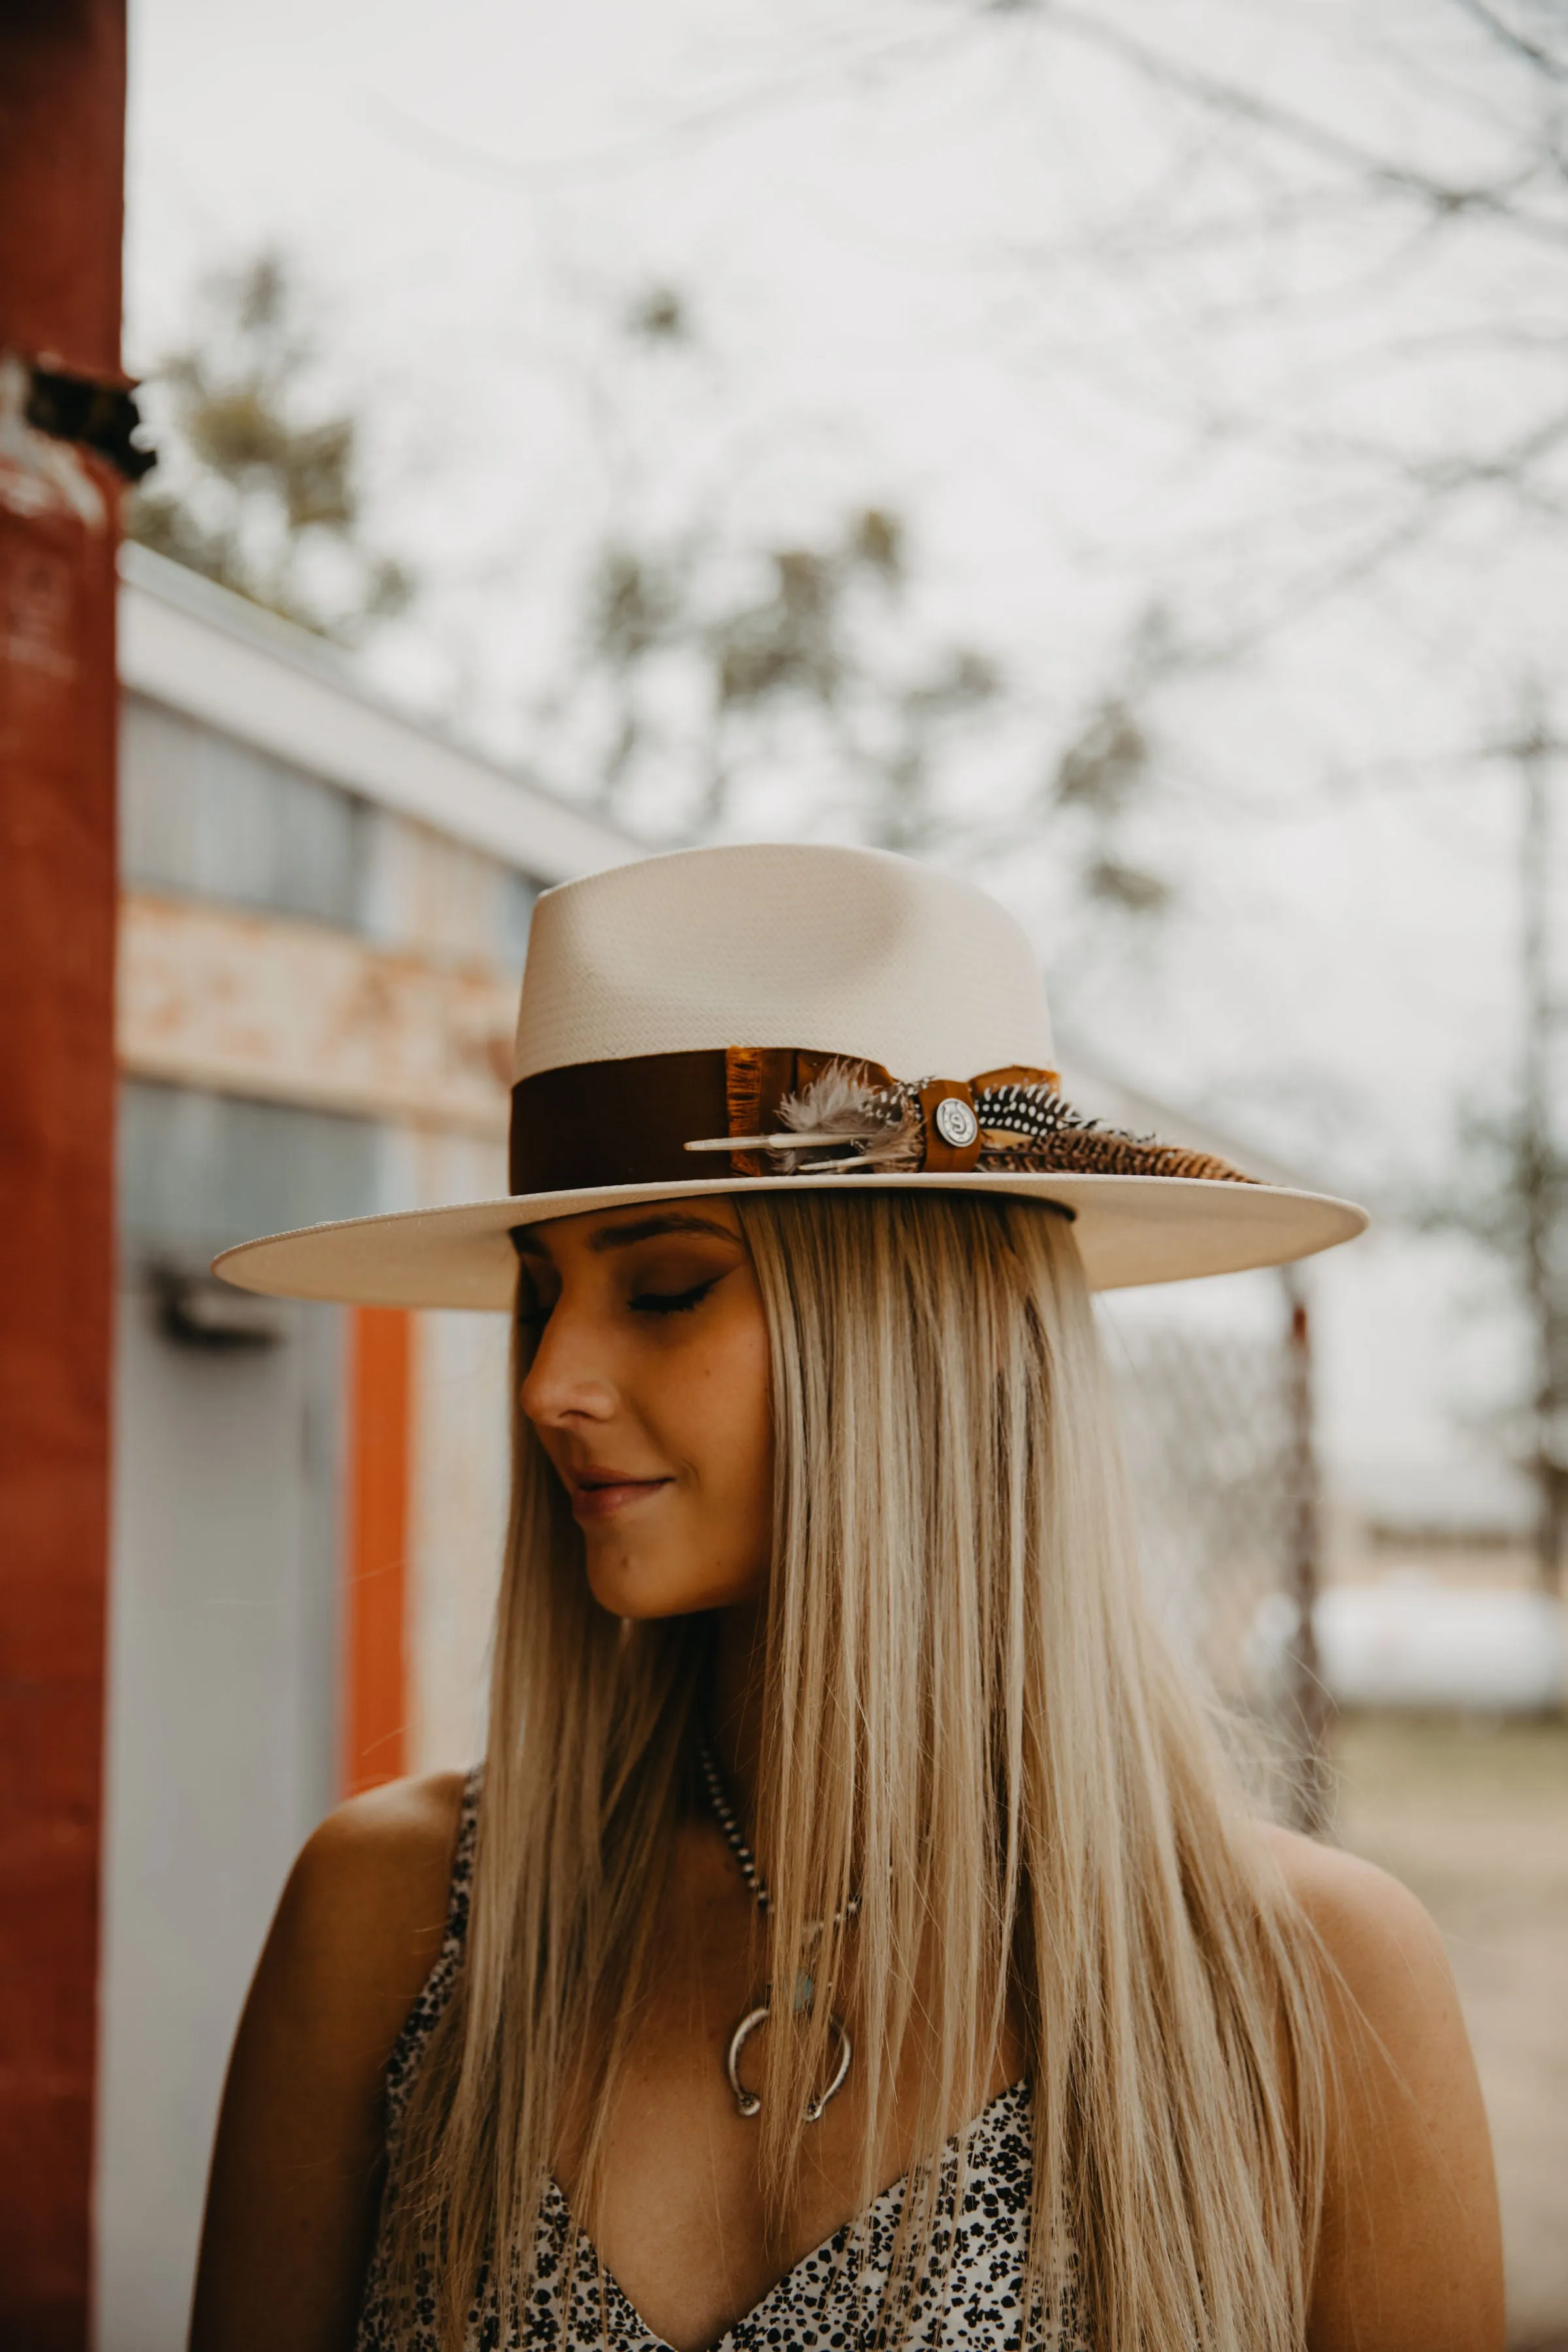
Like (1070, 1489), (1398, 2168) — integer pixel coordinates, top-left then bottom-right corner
(932, 1096), (979, 1150)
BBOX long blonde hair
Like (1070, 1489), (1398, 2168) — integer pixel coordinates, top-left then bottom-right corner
(391, 1190), (1329, 2347)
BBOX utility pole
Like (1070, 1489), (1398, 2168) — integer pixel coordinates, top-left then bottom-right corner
(1516, 690), (1565, 1594)
(0, 7), (136, 2345)
(1281, 1270), (1331, 1835)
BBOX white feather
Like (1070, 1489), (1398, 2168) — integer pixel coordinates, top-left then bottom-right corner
(772, 1062), (921, 1172)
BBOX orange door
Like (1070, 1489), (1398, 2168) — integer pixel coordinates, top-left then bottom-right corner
(344, 1306), (413, 1793)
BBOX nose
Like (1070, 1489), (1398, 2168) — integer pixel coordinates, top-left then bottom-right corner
(518, 1294), (619, 1432)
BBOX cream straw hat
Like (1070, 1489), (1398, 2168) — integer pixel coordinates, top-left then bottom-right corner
(214, 842), (1366, 1308)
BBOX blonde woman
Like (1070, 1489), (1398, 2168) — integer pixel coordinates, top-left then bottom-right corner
(191, 846), (1503, 2352)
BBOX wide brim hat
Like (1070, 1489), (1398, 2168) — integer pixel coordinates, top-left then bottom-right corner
(214, 842), (1367, 1308)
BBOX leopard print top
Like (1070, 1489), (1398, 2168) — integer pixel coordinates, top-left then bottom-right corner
(356, 1770), (1088, 2350)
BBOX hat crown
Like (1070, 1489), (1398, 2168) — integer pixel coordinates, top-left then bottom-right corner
(513, 843), (1054, 1081)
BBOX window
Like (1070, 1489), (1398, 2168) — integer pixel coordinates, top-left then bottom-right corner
(120, 694), (370, 928)
(119, 1081), (384, 1259)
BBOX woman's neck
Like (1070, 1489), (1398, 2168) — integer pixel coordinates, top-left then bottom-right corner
(707, 1597), (767, 1827)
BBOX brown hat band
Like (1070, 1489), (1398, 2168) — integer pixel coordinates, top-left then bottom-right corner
(508, 1049), (1064, 1194)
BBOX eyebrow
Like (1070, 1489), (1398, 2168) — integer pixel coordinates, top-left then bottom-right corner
(510, 1212), (740, 1262)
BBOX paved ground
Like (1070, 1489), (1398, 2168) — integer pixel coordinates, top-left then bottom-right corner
(1330, 1711), (1568, 2351)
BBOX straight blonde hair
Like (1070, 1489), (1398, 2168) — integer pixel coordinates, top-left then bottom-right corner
(389, 1190), (1329, 2348)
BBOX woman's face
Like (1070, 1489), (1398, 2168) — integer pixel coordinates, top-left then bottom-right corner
(515, 1198), (774, 1619)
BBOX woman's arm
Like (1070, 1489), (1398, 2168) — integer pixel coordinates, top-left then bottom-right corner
(1269, 1829), (1505, 2352)
(188, 1771), (466, 2352)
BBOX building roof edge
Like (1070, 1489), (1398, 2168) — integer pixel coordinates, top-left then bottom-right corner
(118, 544), (645, 884)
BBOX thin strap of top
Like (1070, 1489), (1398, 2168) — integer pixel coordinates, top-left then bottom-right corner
(384, 1763), (482, 2135)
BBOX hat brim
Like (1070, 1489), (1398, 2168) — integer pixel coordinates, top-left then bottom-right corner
(212, 1171), (1367, 1309)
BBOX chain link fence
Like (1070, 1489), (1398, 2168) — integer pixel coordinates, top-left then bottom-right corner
(1101, 1275), (1328, 1829)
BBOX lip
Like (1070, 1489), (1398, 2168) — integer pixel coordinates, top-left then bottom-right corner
(569, 1471), (674, 1522)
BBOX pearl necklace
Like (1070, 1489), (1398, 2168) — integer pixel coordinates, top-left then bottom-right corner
(696, 1737), (858, 2122)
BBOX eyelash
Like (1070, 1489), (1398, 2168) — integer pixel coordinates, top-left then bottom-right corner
(630, 1278), (718, 1318)
(518, 1276), (719, 1330)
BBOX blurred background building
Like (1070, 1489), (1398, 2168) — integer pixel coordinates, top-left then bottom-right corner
(101, 546), (635, 2346)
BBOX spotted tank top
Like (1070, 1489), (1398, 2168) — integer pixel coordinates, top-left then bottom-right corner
(356, 1771), (1088, 2350)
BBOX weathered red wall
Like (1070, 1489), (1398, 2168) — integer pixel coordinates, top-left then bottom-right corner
(346, 1307), (414, 1793)
(0, 5), (126, 2345)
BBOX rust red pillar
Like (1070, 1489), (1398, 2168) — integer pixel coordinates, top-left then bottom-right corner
(0, 5), (128, 2344)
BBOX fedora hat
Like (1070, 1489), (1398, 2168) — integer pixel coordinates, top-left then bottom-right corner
(213, 842), (1366, 1308)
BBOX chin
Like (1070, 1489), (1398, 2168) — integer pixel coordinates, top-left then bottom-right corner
(583, 1549), (762, 1621)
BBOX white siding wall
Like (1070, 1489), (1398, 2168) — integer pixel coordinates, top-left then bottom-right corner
(97, 1288), (344, 2352)
(102, 565), (644, 2346)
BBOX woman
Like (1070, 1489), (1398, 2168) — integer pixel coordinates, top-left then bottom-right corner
(191, 844), (1503, 2352)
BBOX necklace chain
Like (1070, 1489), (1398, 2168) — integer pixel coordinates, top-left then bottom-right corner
(696, 1737), (862, 1928)
(696, 1737), (771, 1912)
(695, 1734), (858, 2121)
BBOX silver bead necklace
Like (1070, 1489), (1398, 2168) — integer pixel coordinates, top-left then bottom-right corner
(696, 1735), (857, 2122)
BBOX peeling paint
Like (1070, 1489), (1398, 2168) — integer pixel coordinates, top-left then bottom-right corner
(117, 892), (516, 1136)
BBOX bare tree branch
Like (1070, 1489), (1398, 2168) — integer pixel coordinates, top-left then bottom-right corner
(1450, 0), (1568, 83)
(1010, 1), (1568, 246)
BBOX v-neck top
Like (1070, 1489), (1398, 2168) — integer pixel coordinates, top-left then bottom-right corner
(355, 1771), (1088, 2350)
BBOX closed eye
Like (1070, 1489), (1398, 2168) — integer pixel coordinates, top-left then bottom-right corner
(630, 1278), (720, 1317)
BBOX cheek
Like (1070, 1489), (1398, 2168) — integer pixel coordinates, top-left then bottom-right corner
(707, 1324), (774, 1531)
(653, 1304), (774, 1580)
(576, 1286), (776, 1621)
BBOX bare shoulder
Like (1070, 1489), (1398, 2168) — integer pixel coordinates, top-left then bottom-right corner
(301, 1763), (468, 1872)
(1256, 1820), (1477, 2159)
(220, 1766), (469, 2112)
(1257, 1820), (1454, 2014)
(189, 1771), (470, 2352)
(293, 1767), (469, 1932)
(1252, 1821), (1504, 2352)
(277, 1769), (469, 2050)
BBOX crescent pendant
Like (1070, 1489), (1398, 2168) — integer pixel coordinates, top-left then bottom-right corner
(725, 1989), (854, 2123)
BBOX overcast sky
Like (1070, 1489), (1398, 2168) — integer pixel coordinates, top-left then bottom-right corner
(125, 0), (1567, 1501)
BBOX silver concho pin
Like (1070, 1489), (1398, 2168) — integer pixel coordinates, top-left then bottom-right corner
(932, 1096), (979, 1150)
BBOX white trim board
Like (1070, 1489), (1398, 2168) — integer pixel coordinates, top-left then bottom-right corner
(118, 547), (642, 885)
